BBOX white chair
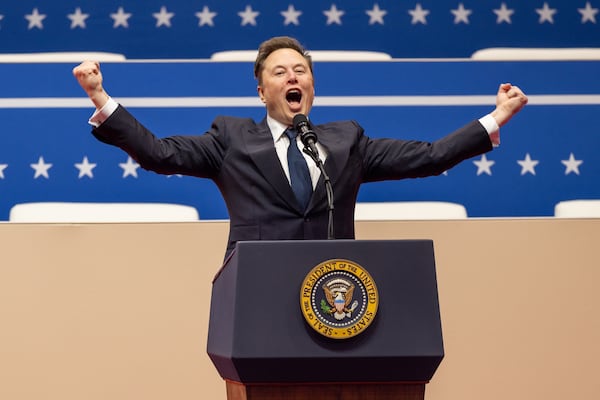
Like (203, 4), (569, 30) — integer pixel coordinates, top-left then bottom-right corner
(470, 48), (600, 61)
(354, 201), (468, 221)
(210, 50), (392, 62)
(554, 200), (600, 218)
(8, 202), (199, 223)
(0, 52), (126, 63)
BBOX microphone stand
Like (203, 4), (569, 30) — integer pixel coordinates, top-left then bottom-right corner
(303, 145), (335, 240)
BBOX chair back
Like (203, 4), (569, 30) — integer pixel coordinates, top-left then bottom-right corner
(554, 200), (600, 218)
(354, 201), (467, 220)
(8, 202), (199, 222)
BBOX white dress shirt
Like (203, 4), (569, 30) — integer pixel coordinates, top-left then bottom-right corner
(266, 115), (327, 189)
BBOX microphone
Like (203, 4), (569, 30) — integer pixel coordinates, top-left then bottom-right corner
(292, 114), (335, 240)
(293, 114), (319, 157)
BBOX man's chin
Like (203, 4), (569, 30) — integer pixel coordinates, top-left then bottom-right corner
(287, 104), (303, 114)
(291, 106), (312, 118)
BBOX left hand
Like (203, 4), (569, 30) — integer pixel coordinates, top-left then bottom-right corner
(491, 83), (528, 127)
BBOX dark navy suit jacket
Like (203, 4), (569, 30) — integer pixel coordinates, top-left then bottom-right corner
(93, 105), (492, 257)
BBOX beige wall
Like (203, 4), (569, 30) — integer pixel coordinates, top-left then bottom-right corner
(0, 219), (598, 400)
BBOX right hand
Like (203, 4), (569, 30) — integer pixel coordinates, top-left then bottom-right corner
(72, 60), (109, 110)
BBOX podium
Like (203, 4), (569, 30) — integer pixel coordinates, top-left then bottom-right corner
(207, 240), (444, 400)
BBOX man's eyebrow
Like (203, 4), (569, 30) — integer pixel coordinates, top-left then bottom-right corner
(271, 62), (307, 70)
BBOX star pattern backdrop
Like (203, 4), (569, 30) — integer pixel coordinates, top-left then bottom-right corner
(0, 60), (598, 220)
(0, 1), (598, 58)
(0, 1), (599, 220)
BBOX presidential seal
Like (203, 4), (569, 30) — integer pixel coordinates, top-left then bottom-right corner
(300, 259), (379, 339)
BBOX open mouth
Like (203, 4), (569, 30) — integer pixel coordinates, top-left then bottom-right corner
(286, 89), (302, 105)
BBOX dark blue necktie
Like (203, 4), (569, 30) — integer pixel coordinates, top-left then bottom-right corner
(285, 128), (312, 210)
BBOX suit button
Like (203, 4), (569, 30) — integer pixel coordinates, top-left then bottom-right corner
(304, 217), (310, 222)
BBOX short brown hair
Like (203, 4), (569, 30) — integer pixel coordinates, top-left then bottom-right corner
(254, 36), (313, 85)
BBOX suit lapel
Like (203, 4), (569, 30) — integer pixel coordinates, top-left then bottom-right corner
(243, 119), (352, 214)
(243, 119), (300, 210)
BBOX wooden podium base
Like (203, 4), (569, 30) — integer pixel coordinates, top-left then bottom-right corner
(225, 381), (425, 400)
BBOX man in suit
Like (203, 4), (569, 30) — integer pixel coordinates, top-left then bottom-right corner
(73, 36), (528, 258)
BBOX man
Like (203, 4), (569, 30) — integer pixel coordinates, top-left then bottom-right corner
(73, 36), (528, 258)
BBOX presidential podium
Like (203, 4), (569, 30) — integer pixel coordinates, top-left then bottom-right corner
(207, 240), (444, 400)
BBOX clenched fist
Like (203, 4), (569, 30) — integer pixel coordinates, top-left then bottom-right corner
(72, 60), (109, 110)
(491, 83), (528, 127)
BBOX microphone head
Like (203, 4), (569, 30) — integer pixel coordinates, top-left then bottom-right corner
(293, 114), (310, 131)
(293, 114), (318, 145)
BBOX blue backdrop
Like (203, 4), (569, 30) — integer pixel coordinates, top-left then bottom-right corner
(0, 1), (598, 58)
(0, 60), (598, 219)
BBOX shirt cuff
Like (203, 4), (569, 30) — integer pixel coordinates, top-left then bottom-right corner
(88, 97), (118, 127)
(478, 114), (500, 147)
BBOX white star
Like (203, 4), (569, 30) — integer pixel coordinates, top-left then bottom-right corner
(366, 4), (387, 25)
(119, 157), (140, 178)
(67, 7), (89, 29)
(517, 153), (539, 176)
(25, 8), (46, 30)
(324, 4), (345, 25)
(31, 156), (52, 179)
(493, 2), (515, 24)
(281, 5), (302, 26)
(536, 2), (557, 24)
(561, 153), (583, 175)
(153, 6), (174, 28)
(451, 3), (472, 24)
(473, 154), (495, 176)
(75, 156), (97, 179)
(0, 164), (7, 179)
(195, 6), (217, 27)
(0, 15), (3, 29)
(408, 3), (430, 25)
(578, 2), (598, 23)
(111, 7), (132, 28)
(238, 5), (260, 26)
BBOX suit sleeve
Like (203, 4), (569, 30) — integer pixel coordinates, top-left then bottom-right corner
(362, 120), (493, 182)
(92, 105), (228, 178)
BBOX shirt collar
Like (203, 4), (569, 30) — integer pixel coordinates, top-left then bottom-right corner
(266, 115), (290, 143)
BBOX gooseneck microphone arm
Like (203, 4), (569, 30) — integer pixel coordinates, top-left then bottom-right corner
(293, 114), (335, 240)
(304, 148), (334, 240)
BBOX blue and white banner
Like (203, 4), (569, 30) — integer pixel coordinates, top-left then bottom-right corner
(0, 60), (598, 219)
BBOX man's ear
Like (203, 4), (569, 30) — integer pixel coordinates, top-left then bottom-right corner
(257, 86), (266, 103)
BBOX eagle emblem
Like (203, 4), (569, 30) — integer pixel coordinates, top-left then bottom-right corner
(322, 278), (359, 320)
(300, 259), (379, 339)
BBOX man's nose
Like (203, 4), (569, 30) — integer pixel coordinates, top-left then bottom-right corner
(287, 70), (298, 82)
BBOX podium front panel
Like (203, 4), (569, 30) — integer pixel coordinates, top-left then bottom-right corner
(208, 239), (444, 383)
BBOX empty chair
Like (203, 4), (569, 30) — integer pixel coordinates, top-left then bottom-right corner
(470, 48), (600, 61)
(554, 200), (600, 218)
(8, 202), (199, 223)
(210, 50), (392, 62)
(354, 201), (468, 221)
(0, 52), (126, 62)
